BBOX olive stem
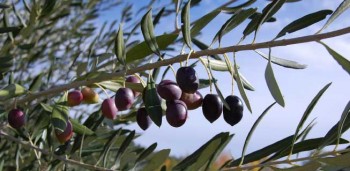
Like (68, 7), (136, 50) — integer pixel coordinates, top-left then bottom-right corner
(94, 83), (110, 99)
(185, 50), (194, 67)
(0, 130), (113, 171)
(8, 26), (350, 108)
(198, 57), (213, 93)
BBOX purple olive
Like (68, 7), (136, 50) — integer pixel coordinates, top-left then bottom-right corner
(223, 95), (243, 126)
(67, 90), (83, 106)
(180, 91), (203, 110)
(202, 94), (223, 123)
(101, 98), (118, 120)
(137, 107), (152, 130)
(126, 75), (141, 97)
(157, 80), (182, 101)
(166, 100), (188, 127)
(115, 88), (134, 111)
(176, 67), (199, 93)
(55, 120), (73, 144)
(8, 109), (25, 129)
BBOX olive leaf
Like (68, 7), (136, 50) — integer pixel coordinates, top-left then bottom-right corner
(221, 0), (257, 13)
(115, 24), (126, 65)
(181, 0), (192, 49)
(265, 52), (285, 107)
(0, 84), (26, 101)
(319, 41), (350, 76)
(141, 9), (161, 56)
(275, 10), (333, 39)
(240, 102), (276, 165)
(289, 83), (331, 156)
(317, 0), (350, 33)
(191, 10), (220, 36)
(255, 50), (307, 69)
(192, 38), (221, 60)
(144, 76), (163, 127)
(233, 55), (252, 113)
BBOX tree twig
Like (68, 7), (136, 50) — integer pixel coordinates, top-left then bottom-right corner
(0, 131), (113, 171)
(9, 26), (350, 108)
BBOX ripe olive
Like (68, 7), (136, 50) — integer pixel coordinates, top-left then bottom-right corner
(67, 90), (83, 106)
(115, 88), (134, 111)
(166, 100), (188, 127)
(55, 120), (73, 144)
(81, 87), (99, 104)
(223, 95), (243, 126)
(136, 107), (152, 130)
(176, 67), (199, 93)
(157, 80), (182, 101)
(8, 109), (25, 129)
(126, 75), (141, 97)
(202, 94), (223, 123)
(180, 91), (203, 110)
(101, 98), (118, 120)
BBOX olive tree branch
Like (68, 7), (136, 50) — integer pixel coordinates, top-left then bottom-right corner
(222, 148), (350, 170)
(0, 130), (113, 171)
(9, 26), (350, 108)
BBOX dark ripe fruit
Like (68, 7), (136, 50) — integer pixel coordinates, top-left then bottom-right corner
(136, 107), (152, 130)
(180, 91), (203, 110)
(166, 100), (188, 127)
(126, 75), (141, 97)
(101, 98), (118, 120)
(81, 87), (99, 104)
(223, 95), (244, 126)
(202, 94), (223, 123)
(157, 80), (182, 101)
(67, 90), (83, 106)
(55, 120), (73, 144)
(115, 88), (134, 111)
(8, 109), (25, 129)
(176, 67), (199, 93)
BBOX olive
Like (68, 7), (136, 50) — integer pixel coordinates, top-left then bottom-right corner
(157, 80), (182, 101)
(115, 88), (134, 111)
(223, 95), (243, 126)
(176, 67), (199, 93)
(136, 107), (152, 130)
(166, 100), (188, 127)
(202, 94), (223, 123)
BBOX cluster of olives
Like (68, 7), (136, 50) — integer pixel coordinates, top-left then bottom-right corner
(7, 67), (244, 143)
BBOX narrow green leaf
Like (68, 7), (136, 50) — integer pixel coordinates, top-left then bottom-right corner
(115, 130), (135, 162)
(265, 57), (285, 107)
(192, 38), (221, 60)
(255, 0), (286, 39)
(29, 73), (43, 92)
(255, 50), (307, 69)
(269, 137), (348, 161)
(191, 10), (220, 36)
(319, 41), (350, 76)
(272, 162), (321, 171)
(69, 118), (94, 135)
(204, 134), (233, 171)
(208, 67), (230, 109)
(115, 24), (126, 65)
(319, 101), (350, 150)
(153, 7), (165, 26)
(126, 33), (178, 63)
(243, 13), (260, 39)
(40, 103), (53, 112)
(173, 132), (231, 170)
(289, 83), (331, 155)
(213, 8), (257, 44)
(275, 10), (333, 39)
(228, 135), (294, 167)
(136, 143), (157, 164)
(99, 129), (121, 167)
(181, 0), (192, 49)
(143, 149), (171, 171)
(318, 152), (350, 167)
(144, 76), (163, 127)
(51, 105), (69, 133)
(0, 26), (22, 34)
(41, 0), (56, 18)
(318, 0), (350, 33)
(201, 58), (229, 71)
(198, 78), (216, 89)
(141, 9), (161, 56)
(0, 84), (27, 101)
(222, 0), (257, 13)
(233, 56), (253, 113)
(240, 102), (276, 164)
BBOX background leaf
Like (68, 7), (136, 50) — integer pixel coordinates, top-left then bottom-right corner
(275, 10), (333, 39)
(319, 41), (350, 76)
(141, 9), (161, 56)
(255, 50), (307, 69)
(115, 24), (126, 65)
(265, 59), (285, 107)
(191, 10), (220, 36)
(317, 0), (350, 33)
(181, 0), (192, 49)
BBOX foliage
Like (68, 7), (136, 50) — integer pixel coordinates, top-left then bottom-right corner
(0, 0), (350, 170)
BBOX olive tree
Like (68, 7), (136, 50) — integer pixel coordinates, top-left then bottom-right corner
(0, 0), (350, 170)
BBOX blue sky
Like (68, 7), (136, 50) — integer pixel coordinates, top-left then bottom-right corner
(101, 0), (350, 158)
